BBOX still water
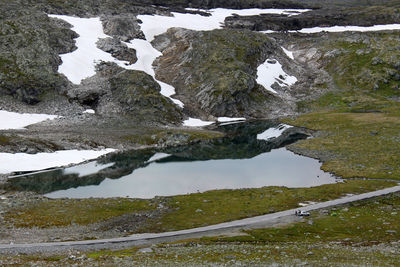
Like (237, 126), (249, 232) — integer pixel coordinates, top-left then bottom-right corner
(6, 121), (339, 199)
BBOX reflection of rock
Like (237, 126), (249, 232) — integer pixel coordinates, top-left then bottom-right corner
(3, 121), (310, 195)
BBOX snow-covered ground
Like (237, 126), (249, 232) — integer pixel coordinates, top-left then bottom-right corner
(257, 124), (292, 141)
(0, 149), (115, 174)
(139, 8), (309, 41)
(0, 110), (59, 130)
(291, 24), (400, 33)
(256, 59), (297, 94)
(183, 118), (214, 127)
(281, 47), (294, 60)
(49, 8), (309, 124)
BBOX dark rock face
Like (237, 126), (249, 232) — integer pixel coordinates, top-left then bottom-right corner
(96, 37), (138, 64)
(225, 6), (400, 32)
(69, 62), (184, 124)
(0, 2), (76, 104)
(101, 14), (145, 41)
(153, 28), (301, 119)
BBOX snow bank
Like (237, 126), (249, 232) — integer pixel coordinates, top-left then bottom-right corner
(0, 149), (115, 174)
(256, 59), (297, 94)
(292, 24), (400, 34)
(217, 117), (246, 123)
(257, 124), (292, 141)
(49, 15), (136, 84)
(281, 47), (294, 60)
(139, 8), (309, 41)
(0, 110), (59, 130)
(183, 118), (214, 127)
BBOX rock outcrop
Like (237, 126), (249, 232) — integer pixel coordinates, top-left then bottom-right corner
(153, 28), (306, 119)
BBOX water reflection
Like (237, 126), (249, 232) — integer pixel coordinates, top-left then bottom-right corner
(4, 121), (337, 199)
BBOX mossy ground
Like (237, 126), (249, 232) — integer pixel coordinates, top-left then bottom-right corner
(3, 193), (400, 266)
(285, 31), (400, 180)
(4, 180), (395, 230)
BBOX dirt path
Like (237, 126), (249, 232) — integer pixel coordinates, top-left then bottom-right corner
(1, 185), (399, 254)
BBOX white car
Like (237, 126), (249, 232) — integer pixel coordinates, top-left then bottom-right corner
(295, 210), (310, 216)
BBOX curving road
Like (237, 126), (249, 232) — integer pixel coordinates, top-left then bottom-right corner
(1, 185), (400, 254)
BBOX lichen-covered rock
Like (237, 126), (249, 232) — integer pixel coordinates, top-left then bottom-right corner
(225, 6), (400, 32)
(96, 37), (137, 64)
(0, 2), (76, 104)
(71, 62), (184, 125)
(101, 14), (145, 41)
(153, 28), (301, 119)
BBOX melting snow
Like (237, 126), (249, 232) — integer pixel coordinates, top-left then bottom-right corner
(83, 109), (95, 114)
(0, 110), (59, 130)
(49, 8), (309, 124)
(281, 47), (294, 60)
(0, 149), (115, 174)
(256, 59), (297, 94)
(48, 15), (133, 84)
(257, 124), (292, 141)
(292, 24), (400, 34)
(217, 117), (246, 123)
(139, 8), (309, 41)
(183, 118), (214, 127)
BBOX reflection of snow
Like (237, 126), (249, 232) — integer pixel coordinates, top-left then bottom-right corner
(257, 124), (292, 141)
(64, 161), (114, 177)
(292, 24), (400, 33)
(256, 59), (297, 94)
(146, 153), (171, 163)
(0, 110), (59, 130)
(0, 149), (115, 174)
(45, 147), (336, 199)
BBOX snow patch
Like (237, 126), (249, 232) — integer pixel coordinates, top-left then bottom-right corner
(293, 24), (400, 34)
(183, 118), (214, 127)
(256, 59), (297, 94)
(0, 110), (59, 130)
(0, 149), (115, 174)
(217, 117), (246, 123)
(139, 8), (310, 41)
(257, 124), (292, 141)
(281, 47), (294, 60)
(83, 109), (95, 114)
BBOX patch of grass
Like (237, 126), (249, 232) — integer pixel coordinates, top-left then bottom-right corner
(5, 198), (156, 228)
(286, 31), (400, 180)
(141, 179), (395, 232)
(4, 180), (395, 230)
(210, 192), (400, 244)
(286, 104), (400, 180)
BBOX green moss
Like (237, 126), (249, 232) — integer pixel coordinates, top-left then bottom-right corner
(142, 179), (395, 233)
(4, 180), (395, 230)
(5, 198), (156, 228)
(211, 192), (400, 244)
